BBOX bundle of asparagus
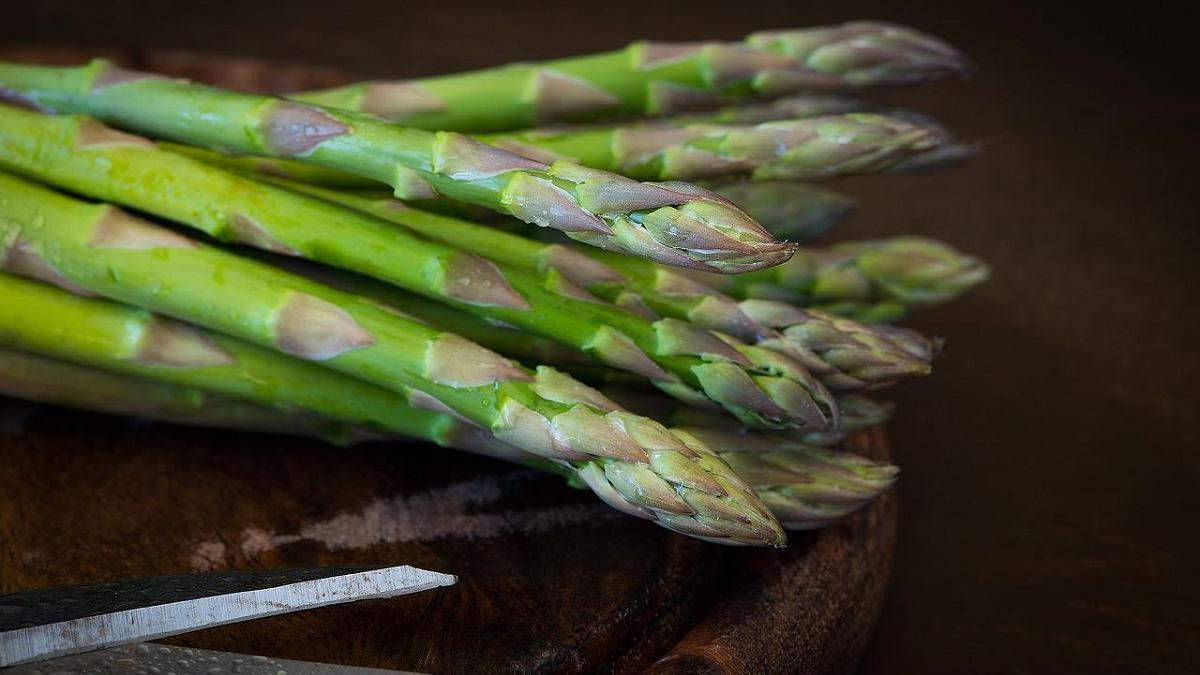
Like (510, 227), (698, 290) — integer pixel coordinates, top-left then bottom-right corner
(0, 20), (987, 547)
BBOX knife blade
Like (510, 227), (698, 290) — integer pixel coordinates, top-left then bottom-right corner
(0, 565), (456, 667)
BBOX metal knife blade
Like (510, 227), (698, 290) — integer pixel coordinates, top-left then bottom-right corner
(0, 565), (456, 667)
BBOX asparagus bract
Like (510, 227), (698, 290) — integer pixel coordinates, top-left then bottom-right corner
(481, 113), (947, 182)
(0, 269), (785, 546)
(0, 109), (837, 430)
(0, 61), (791, 271)
(290, 22), (966, 132)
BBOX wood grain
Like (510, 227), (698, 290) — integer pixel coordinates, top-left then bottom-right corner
(0, 49), (895, 674)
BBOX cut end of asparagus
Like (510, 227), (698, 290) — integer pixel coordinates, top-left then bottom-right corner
(747, 21), (971, 90)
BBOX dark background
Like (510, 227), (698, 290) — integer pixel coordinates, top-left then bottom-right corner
(2, 1), (1197, 672)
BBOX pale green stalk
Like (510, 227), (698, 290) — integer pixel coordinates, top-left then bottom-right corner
(480, 113), (947, 182)
(291, 22), (967, 131)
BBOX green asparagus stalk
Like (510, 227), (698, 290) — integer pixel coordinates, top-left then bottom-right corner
(692, 236), (990, 312)
(162, 142), (859, 244)
(255, 179), (932, 391)
(0, 346), (363, 444)
(0, 109), (838, 431)
(290, 22), (967, 131)
(0, 60), (793, 271)
(0, 269), (785, 547)
(0, 345), (893, 532)
(480, 113), (947, 182)
(0, 273), (481, 445)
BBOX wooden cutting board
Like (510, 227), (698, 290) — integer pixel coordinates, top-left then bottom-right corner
(0, 49), (896, 674)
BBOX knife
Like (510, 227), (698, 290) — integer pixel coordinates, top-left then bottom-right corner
(0, 565), (456, 668)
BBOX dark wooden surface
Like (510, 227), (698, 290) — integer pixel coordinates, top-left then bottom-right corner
(2, 1), (1199, 672)
(0, 403), (893, 674)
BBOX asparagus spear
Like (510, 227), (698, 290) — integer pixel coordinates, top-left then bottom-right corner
(0, 269), (786, 546)
(0, 346), (363, 444)
(0, 346), (893, 532)
(693, 236), (990, 313)
(0, 273), (478, 445)
(480, 113), (947, 182)
(0, 109), (837, 430)
(290, 22), (967, 131)
(671, 97), (980, 174)
(162, 143), (859, 243)
(0, 60), (792, 271)
(257, 179), (932, 391)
